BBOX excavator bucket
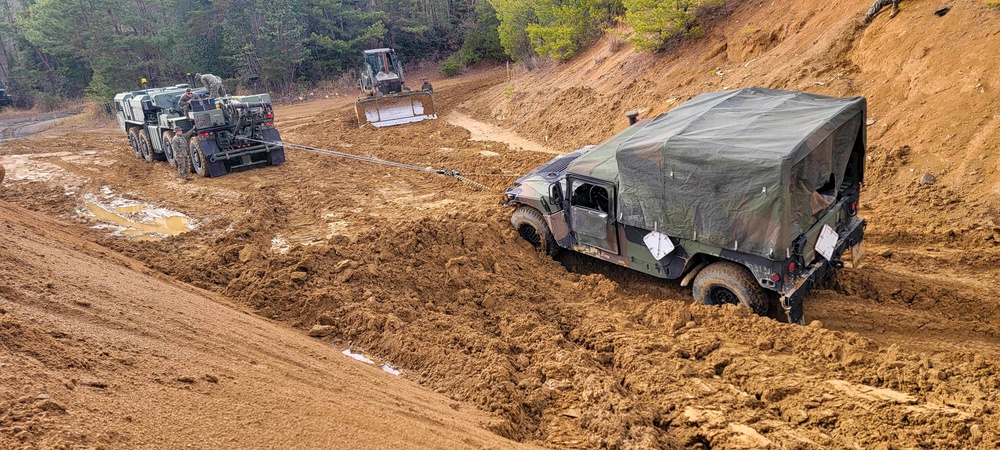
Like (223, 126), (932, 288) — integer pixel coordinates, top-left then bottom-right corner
(355, 91), (436, 128)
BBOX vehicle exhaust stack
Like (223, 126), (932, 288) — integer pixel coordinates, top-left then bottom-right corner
(626, 110), (639, 126)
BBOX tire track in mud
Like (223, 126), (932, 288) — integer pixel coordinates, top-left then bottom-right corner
(0, 112), (74, 143)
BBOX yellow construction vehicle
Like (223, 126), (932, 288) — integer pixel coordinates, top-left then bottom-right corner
(355, 48), (436, 128)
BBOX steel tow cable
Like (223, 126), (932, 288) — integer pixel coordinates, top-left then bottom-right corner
(239, 137), (519, 191)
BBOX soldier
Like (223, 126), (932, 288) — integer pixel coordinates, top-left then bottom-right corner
(421, 78), (433, 93)
(178, 88), (196, 115)
(864, 0), (900, 22)
(194, 72), (227, 98)
(171, 127), (196, 180)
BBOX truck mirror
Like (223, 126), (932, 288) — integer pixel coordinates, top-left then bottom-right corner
(550, 183), (563, 208)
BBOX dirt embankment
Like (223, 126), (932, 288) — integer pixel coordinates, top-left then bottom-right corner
(2, 0), (1000, 448)
(0, 201), (532, 449)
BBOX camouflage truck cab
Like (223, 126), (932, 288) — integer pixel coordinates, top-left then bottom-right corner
(113, 84), (285, 177)
(505, 88), (868, 324)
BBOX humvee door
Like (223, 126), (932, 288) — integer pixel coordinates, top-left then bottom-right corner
(567, 178), (619, 254)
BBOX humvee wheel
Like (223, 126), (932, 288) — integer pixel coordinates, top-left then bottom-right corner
(188, 136), (209, 177)
(162, 131), (176, 168)
(692, 261), (768, 316)
(137, 129), (153, 162)
(510, 206), (558, 256)
(127, 128), (142, 158)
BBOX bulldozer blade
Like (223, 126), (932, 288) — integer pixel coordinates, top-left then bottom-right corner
(356, 91), (437, 128)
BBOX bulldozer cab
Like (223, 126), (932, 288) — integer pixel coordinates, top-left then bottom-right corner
(361, 49), (405, 94)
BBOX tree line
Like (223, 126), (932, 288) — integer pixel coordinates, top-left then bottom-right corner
(0, 0), (732, 108)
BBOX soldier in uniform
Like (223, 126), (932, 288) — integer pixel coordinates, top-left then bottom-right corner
(864, 0), (900, 22)
(194, 73), (227, 98)
(421, 77), (433, 92)
(178, 88), (196, 115)
(172, 127), (196, 180)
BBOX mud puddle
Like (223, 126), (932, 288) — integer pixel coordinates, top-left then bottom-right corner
(80, 187), (194, 240)
(447, 110), (558, 154)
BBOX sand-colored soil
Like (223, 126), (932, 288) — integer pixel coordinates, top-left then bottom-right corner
(2, 0), (1000, 448)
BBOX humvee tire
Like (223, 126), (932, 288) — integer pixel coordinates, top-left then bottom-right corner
(188, 137), (209, 177)
(692, 261), (768, 316)
(162, 131), (176, 168)
(137, 129), (153, 162)
(511, 206), (558, 256)
(127, 128), (142, 158)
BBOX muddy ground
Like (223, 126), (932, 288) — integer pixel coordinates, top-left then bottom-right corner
(3, 0), (1000, 448)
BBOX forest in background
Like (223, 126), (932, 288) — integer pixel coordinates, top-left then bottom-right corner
(0, 0), (732, 108)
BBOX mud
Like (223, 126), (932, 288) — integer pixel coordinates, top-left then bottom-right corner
(2, 0), (1000, 448)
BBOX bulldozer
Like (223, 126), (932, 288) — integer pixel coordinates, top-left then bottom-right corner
(355, 48), (436, 128)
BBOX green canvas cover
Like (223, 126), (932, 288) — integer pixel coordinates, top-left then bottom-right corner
(611, 87), (865, 259)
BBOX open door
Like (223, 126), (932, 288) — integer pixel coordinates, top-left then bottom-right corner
(567, 178), (619, 254)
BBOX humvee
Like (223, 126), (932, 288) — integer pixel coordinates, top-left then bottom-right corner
(504, 88), (867, 324)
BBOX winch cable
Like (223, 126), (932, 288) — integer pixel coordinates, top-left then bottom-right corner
(238, 137), (519, 190)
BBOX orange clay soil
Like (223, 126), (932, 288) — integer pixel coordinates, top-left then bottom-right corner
(2, 1), (1000, 448)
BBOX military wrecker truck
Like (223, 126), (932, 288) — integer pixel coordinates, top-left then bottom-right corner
(113, 84), (285, 177)
(505, 88), (867, 324)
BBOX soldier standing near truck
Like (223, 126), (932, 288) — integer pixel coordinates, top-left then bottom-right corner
(172, 128), (195, 180)
(178, 88), (196, 115)
(195, 73), (227, 98)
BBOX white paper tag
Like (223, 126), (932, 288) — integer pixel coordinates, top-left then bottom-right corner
(814, 224), (838, 261)
(643, 230), (675, 260)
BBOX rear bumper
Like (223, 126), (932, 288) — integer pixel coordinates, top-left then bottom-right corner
(781, 216), (866, 324)
(209, 143), (274, 163)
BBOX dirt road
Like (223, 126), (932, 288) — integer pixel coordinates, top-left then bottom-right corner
(0, 111), (75, 142)
(3, 1), (1000, 448)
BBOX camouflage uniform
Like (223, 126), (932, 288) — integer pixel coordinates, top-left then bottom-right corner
(864, 0), (900, 22)
(197, 73), (227, 98)
(421, 79), (433, 92)
(171, 129), (196, 180)
(178, 91), (195, 115)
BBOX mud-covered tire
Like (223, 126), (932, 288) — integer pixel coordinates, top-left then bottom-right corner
(162, 131), (176, 167)
(137, 129), (153, 162)
(188, 136), (209, 177)
(127, 128), (142, 158)
(510, 206), (558, 256)
(692, 261), (768, 316)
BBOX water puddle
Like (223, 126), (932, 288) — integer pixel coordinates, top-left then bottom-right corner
(80, 187), (194, 240)
(446, 110), (559, 154)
